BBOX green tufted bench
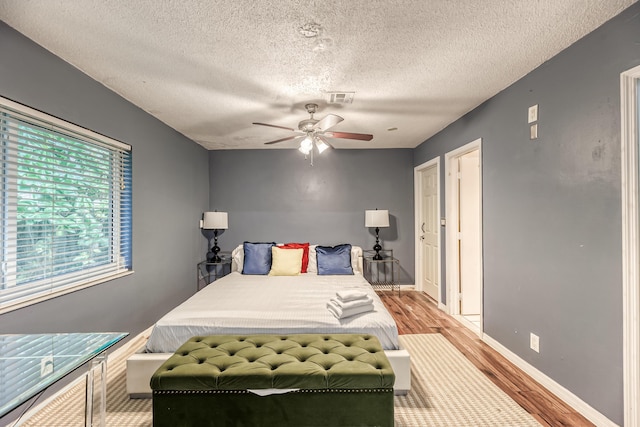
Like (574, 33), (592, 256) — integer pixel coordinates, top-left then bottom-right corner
(150, 333), (395, 427)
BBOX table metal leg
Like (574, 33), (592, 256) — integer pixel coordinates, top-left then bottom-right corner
(85, 355), (107, 427)
(85, 363), (93, 427)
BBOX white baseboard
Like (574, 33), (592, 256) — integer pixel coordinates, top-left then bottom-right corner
(453, 314), (482, 338)
(482, 334), (618, 427)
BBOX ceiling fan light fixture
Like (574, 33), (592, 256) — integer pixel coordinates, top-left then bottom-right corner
(298, 145), (311, 155)
(299, 136), (313, 155)
(254, 103), (373, 161)
(316, 139), (329, 154)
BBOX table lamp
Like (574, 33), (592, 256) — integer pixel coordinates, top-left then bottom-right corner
(201, 211), (228, 262)
(365, 209), (389, 260)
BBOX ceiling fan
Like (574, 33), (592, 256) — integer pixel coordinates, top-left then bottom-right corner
(252, 103), (373, 164)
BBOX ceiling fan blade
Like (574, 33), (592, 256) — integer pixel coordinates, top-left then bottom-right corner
(264, 135), (299, 145)
(324, 131), (373, 141)
(312, 114), (343, 131)
(253, 122), (296, 132)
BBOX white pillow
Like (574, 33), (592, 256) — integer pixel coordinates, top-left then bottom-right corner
(231, 244), (244, 273)
(351, 245), (362, 274)
(307, 245), (318, 274)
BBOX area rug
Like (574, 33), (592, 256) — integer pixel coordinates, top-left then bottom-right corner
(19, 333), (540, 426)
(395, 334), (540, 426)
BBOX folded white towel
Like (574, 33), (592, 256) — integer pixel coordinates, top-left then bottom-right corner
(327, 300), (374, 319)
(336, 290), (369, 302)
(329, 296), (374, 310)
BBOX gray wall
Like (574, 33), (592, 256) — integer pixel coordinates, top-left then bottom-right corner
(208, 149), (415, 283)
(2, 1), (637, 423)
(413, 4), (640, 424)
(0, 21), (209, 422)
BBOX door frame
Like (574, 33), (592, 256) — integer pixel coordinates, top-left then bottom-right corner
(445, 138), (483, 335)
(414, 157), (442, 307)
(621, 64), (640, 427)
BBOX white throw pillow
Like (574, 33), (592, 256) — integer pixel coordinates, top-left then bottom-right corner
(231, 244), (244, 273)
(307, 245), (318, 274)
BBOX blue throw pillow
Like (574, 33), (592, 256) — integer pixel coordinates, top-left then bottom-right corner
(316, 244), (354, 275)
(243, 242), (276, 275)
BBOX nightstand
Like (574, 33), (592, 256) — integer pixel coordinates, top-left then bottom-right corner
(363, 249), (400, 296)
(197, 253), (232, 291)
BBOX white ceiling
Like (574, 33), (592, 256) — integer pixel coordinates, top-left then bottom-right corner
(0, 1), (635, 150)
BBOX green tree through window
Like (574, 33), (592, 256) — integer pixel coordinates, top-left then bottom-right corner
(16, 127), (112, 284)
(1, 97), (132, 311)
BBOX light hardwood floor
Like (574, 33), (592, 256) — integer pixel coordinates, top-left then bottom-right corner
(377, 290), (594, 427)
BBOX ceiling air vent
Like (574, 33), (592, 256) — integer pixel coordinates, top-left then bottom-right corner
(326, 92), (355, 104)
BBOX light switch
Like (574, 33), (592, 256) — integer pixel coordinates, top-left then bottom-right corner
(528, 104), (538, 123)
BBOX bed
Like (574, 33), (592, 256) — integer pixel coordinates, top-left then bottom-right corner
(126, 244), (411, 397)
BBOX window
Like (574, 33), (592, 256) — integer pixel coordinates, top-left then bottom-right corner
(0, 97), (132, 313)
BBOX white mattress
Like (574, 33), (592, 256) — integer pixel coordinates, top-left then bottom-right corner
(145, 272), (399, 352)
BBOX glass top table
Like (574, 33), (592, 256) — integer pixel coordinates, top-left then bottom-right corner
(0, 332), (127, 420)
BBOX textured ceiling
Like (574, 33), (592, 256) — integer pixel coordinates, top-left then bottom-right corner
(0, 1), (635, 150)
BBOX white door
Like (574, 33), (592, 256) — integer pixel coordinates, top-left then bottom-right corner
(458, 150), (481, 315)
(420, 164), (439, 300)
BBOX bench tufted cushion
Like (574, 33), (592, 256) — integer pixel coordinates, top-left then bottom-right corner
(150, 334), (395, 392)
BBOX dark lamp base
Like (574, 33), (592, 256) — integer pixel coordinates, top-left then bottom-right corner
(205, 229), (224, 263)
(373, 242), (383, 260)
(210, 243), (221, 263)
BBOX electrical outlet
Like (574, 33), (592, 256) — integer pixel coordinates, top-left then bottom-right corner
(530, 333), (540, 353)
(40, 355), (54, 377)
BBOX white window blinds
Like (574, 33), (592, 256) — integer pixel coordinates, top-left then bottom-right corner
(0, 97), (132, 312)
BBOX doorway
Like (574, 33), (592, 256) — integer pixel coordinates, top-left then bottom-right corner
(445, 139), (483, 335)
(414, 158), (440, 303)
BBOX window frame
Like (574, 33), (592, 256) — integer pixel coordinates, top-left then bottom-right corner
(0, 96), (133, 314)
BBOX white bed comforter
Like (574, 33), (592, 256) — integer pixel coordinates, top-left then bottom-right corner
(145, 272), (399, 352)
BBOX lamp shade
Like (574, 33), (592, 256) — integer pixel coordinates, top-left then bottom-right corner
(365, 209), (389, 228)
(202, 211), (228, 229)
